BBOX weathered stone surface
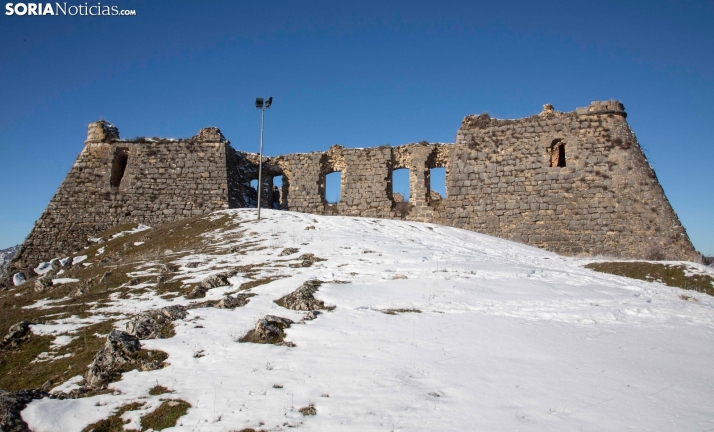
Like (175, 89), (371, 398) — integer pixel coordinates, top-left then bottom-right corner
(275, 280), (333, 311)
(85, 330), (141, 387)
(1, 321), (31, 349)
(125, 305), (188, 339)
(10, 100), (699, 276)
(0, 389), (48, 432)
(240, 315), (294, 346)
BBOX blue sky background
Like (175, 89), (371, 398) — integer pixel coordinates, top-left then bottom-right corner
(0, 0), (712, 254)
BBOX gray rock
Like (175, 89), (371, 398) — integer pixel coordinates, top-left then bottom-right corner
(240, 315), (294, 346)
(0, 389), (48, 432)
(125, 305), (187, 339)
(1, 321), (31, 349)
(85, 330), (140, 388)
(275, 280), (333, 311)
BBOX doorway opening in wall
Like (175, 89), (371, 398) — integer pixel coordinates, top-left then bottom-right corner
(550, 140), (566, 167)
(110, 148), (129, 189)
(429, 167), (446, 201)
(272, 175), (283, 209)
(325, 172), (342, 204)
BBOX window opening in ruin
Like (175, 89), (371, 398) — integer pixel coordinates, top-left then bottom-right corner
(429, 167), (446, 200)
(392, 168), (410, 202)
(110, 148), (129, 189)
(325, 171), (342, 204)
(550, 140), (566, 167)
(272, 175), (283, 209)
(249, 179), (259, 207)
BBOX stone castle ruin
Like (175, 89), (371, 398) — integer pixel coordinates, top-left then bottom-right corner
(9, 100), (699, 274)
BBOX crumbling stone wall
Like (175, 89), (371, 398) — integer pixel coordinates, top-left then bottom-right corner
(11, 100), (699, 275)
(270, 101), (697, 261)
(11, 122), (242, 271)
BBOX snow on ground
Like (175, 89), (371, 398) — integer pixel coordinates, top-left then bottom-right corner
(22, 209), (714, 431)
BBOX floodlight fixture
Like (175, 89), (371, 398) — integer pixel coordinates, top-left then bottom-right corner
(255, 98), (264, 109)
(265, 97), (273, 109)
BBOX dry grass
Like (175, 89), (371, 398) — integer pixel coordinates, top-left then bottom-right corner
(140, 399), (191, 431)
(81, 402), (145, 432)
(585, 262), (714, 296)
(148, 384), (172, 396)
(381, 308), (422, 315)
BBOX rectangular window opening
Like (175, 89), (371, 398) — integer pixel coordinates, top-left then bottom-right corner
(272, 175), (283, 209)
(325, 171), (342, 204)
(429, 167), (446, 200)
(392, 168), (410, 202)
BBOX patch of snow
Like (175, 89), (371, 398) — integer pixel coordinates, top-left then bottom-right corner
(133, 241), (145, 246)
(72, 255), (87, 265)
(50, 375), (84, 394)
(13, 272), (26, 286)
(51, 278), (80, 285)
(50, 335), (77, 349)
(34, 262), (53, 275)
(96, 247), (105, 255)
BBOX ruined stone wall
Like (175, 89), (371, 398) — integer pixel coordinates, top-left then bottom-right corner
(12, 122), (236, 270)
(270, 101), (697, 261)
(11, 100), (699, 275)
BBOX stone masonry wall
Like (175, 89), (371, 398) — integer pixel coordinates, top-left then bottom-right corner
(10, 100), (699, 277)
(269, 101), (697, 261)
(11, 122), (236, 271)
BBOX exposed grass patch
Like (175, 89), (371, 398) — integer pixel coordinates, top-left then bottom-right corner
(585, 262), (714, 296)
(0, 320), (115, 391)
(381, 308), (422, 315)
(140, 399), (190, 431)
(238, 275), (287, 291)
(148, 384), (172, 396)
(81, 401), (144, 432)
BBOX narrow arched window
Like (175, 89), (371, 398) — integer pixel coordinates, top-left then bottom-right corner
(550, 140), (566, 168)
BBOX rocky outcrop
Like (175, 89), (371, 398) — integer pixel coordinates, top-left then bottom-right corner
(85, 330), (166, 388)
(0, 389), (48, 432)
(1, 321), (31, 349)
(239, 315), (294, 346)
(125, 305), (188, 339)
(275, 280), (334, 311)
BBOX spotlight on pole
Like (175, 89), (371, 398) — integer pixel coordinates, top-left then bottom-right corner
(255, 96), (273, 220)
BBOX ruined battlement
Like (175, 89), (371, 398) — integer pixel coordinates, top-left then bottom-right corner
(9, 100), (698, 274)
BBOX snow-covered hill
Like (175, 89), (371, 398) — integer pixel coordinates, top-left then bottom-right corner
(0, 245), (19, 269)
(6, 210), (714, 431)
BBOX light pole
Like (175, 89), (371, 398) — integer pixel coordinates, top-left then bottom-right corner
(255, 96), (272, 220)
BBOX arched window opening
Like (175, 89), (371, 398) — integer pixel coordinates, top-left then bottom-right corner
(429, 167), (446, 200)
(391, 168), (410, 202)
(325, 172), (342, 204)
(550, 140), (566, 168)
(110, 148), (129, 189)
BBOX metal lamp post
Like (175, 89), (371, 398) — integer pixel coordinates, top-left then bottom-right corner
(255, 96), (272, 220)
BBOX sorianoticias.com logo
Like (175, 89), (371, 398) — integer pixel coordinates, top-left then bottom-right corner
(5, 2), (136, 16)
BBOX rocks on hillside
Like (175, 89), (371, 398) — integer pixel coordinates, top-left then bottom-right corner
(85, 330), (166, 388)
(0, 389), (48, 432)
(239, 315), (294, 346)
(275, 279), (334, 311)
(1, 321), (31, 349)
(125, 305), (188, 339)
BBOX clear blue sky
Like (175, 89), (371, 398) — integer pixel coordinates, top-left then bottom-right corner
(1, 0), (712, 254)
